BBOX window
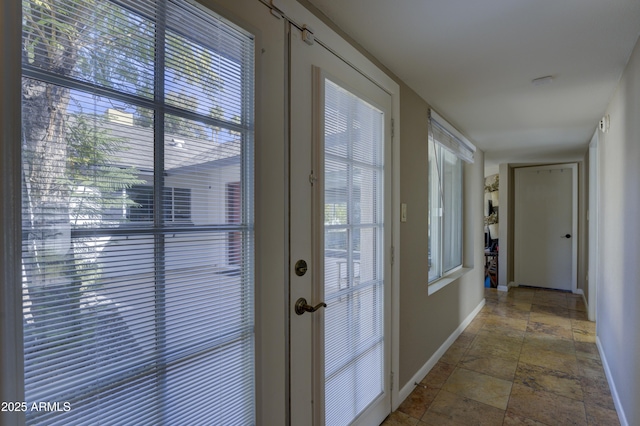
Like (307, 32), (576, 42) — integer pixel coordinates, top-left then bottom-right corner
(128, 186), (192, 223)
(428, 111), (475, 283)
(21, 0), (254, 424)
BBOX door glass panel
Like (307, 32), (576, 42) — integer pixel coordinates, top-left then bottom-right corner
(324, 79), (384, 425)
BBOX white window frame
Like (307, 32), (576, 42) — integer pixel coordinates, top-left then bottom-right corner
(427, 110), (475, 294)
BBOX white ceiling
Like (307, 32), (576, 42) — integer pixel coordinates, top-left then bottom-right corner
(305, 0), (640, 174)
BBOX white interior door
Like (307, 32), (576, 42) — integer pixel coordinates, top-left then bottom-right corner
(514, 164), (578, 291)
(289, 25), (393, 425)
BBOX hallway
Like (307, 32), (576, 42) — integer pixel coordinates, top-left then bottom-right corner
(383, 287), (620, 425)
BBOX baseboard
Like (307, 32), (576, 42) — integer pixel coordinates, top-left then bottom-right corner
(573, 289), (592, 321)
(596, 336), (629, 426)
(573, 288), (589, 311)
(397, 298), (486, 404)
(497, 285), (509, 292)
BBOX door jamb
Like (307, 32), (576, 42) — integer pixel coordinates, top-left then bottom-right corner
(513, 163), (579, 293)
(588, 135), (599, 322)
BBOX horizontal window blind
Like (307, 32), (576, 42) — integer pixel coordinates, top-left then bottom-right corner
(429, 110), (475, 163)
(21, 0), (254, 424)
(428, 110), (464, 281)
(324, 79), (385, 426)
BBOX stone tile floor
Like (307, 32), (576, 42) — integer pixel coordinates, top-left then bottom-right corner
(382, 287), (620, 426)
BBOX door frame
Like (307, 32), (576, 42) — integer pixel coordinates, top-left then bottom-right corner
(588, 134), (599, 321)
(513, 163), (578, 293)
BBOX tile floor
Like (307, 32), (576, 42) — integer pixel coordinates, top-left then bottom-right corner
(382, 286), (620, 426)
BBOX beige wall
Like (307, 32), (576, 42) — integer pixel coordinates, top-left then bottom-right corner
(398, 83), (485, 386)
(596, 36), (640, 426)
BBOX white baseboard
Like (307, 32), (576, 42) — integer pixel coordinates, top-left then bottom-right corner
(497, 285), (509, 292)
(596, 336), (629, 426)
(573, 288), (589, 311)
(397, 298), (486, 404)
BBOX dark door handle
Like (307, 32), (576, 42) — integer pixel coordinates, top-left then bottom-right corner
(295, 298), (327, 315)
(562, 234), (571, 238)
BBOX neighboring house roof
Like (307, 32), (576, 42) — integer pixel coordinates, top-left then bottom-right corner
(102, 119), (241, 173)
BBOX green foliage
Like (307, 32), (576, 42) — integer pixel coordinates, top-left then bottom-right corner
(65, 113), (143, 201)
(21, 0), (230, 333)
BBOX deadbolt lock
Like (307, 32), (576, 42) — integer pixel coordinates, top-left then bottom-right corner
(295, 259), (308, 276)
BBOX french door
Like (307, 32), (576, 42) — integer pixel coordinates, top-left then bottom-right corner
(289, 26), (393, 425)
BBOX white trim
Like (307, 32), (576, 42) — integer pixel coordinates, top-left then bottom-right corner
(497, 285), (509, 292)
(391, 96), (401, 410)
(573, 288), (590, 313)
(430, 110), (475, 154)
(571, 164), (578, 293)
(427, 267), (473, 296)
(587, 132), (599, 322)
(596, 336), (629, 426)
(397, 298), (485, 403)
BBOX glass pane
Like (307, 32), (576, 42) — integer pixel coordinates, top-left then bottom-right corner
(163, 115), (242, 227)
(428, 139), (442, 281)
(443, 149), (463, 272)
(325, 159), (348, 226)
(324, 78), (384, 425)
(325, 228), (348, 297)
(22, 1), (156, 97)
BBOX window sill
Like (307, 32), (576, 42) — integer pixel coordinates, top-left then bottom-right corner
(428, 267), (473, 296)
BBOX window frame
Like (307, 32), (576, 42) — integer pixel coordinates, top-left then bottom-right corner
(427, 110), (475, 292)
(18, 0), (256, 423)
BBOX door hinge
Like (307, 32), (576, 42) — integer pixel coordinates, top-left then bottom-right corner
(390, 246), (395, 265)
(309, 171), (317, 186)
(390, 371), (394, 391)
(391, 118), (395, 138)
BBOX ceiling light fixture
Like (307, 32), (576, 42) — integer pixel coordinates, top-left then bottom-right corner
(532, 75), (554, 86)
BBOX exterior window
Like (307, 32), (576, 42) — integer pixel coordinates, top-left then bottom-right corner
(128, 186), (192, 222)
(21, 0), (255, 424)
(428, 111), (474, 283)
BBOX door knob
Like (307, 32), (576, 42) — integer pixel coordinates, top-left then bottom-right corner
(561, 234), (571, 238)
(295, 298), (327, 315)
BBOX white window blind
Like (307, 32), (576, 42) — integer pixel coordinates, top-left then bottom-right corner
(323, 79), (385, 425)
(21, 0), (254, 424)
(430, 110), (475, 164)
(428, 110), (470, 282)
